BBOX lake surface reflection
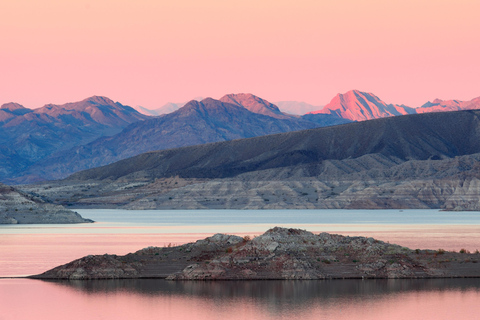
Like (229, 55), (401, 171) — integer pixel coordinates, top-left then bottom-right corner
(2, 278), (480, 320)
(2, 209), (480, 277)
(2, 209), (480, 319)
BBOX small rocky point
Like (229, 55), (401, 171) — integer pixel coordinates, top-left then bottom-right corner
(0, 183), (92, 224)
(32, 227), (480, 280)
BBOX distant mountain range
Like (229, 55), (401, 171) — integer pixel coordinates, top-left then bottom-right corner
(40, 108), (480, 211)
(133, 97), (205, 116)
(0, 96), (148, 183)
(308, 90), (416, 121)
(68, 110), (480, 182)
(274, 101), (322, 115)
(415, 97), (480, 114)
(308, 90), (480, 121)
(2, 90), (480, 184)
(134, 90), (480, 122)
(135, 98), (327, 117)
(17, 95), (333, 182)
(134, 97), (322, 116)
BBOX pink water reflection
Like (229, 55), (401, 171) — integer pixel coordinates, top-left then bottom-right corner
(1, 279), (479, 320)
(1, 224), (480, 277)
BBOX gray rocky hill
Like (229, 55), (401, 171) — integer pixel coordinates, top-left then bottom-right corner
(32, 227), (480, 280)
(0, 183), (92, 224)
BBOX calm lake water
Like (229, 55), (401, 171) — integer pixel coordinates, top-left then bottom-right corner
(1, 209), (480, 319)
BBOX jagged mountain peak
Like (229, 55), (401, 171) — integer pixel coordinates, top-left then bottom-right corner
(309, 90), (415, 121)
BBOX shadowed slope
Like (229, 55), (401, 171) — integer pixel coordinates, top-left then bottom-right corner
(68, 110), (480, 182)
(24, 98), (320, 181)
(0, 96), (147, 184)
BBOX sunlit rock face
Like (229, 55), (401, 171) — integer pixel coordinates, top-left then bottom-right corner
(416, 96), (480, 114)
(308, 90), (416, 121)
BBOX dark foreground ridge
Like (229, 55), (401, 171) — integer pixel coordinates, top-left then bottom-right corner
(31, 227), (480, 280)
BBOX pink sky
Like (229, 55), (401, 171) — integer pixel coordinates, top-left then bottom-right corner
(1, 0), (479, 110)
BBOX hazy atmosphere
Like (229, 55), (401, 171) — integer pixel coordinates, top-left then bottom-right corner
(3, 2), (480, 319)
(1, 0), (479, 109)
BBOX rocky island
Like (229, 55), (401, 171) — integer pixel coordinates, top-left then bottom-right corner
(0, 183), (92, 224)
(32, 227), (480, 280)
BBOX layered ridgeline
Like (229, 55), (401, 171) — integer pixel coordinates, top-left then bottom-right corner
(0, 96), (148, 184)
(32, 227), (480, 280)
(18, 95), (346, 182)
(307, 90), (480, 121)
(416, 96), (480, 114)
(308, 90), (416, 121)
(27, 109), (480, 210)
(5, 91), (480, 184)
(0, 183), (92, 224)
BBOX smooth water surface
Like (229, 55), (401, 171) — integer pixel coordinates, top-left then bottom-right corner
(1, 209), (480, 320)
(1, 278), (480, 320)
(1, 209), (480, 277)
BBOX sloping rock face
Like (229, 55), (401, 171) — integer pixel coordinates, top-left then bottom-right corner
(33, 233), (244, 279)
(0, 183), (92, 224)
(168, 228), (443, 280)
(32, 228), (480, 280)
(309, 90), (416, 121)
